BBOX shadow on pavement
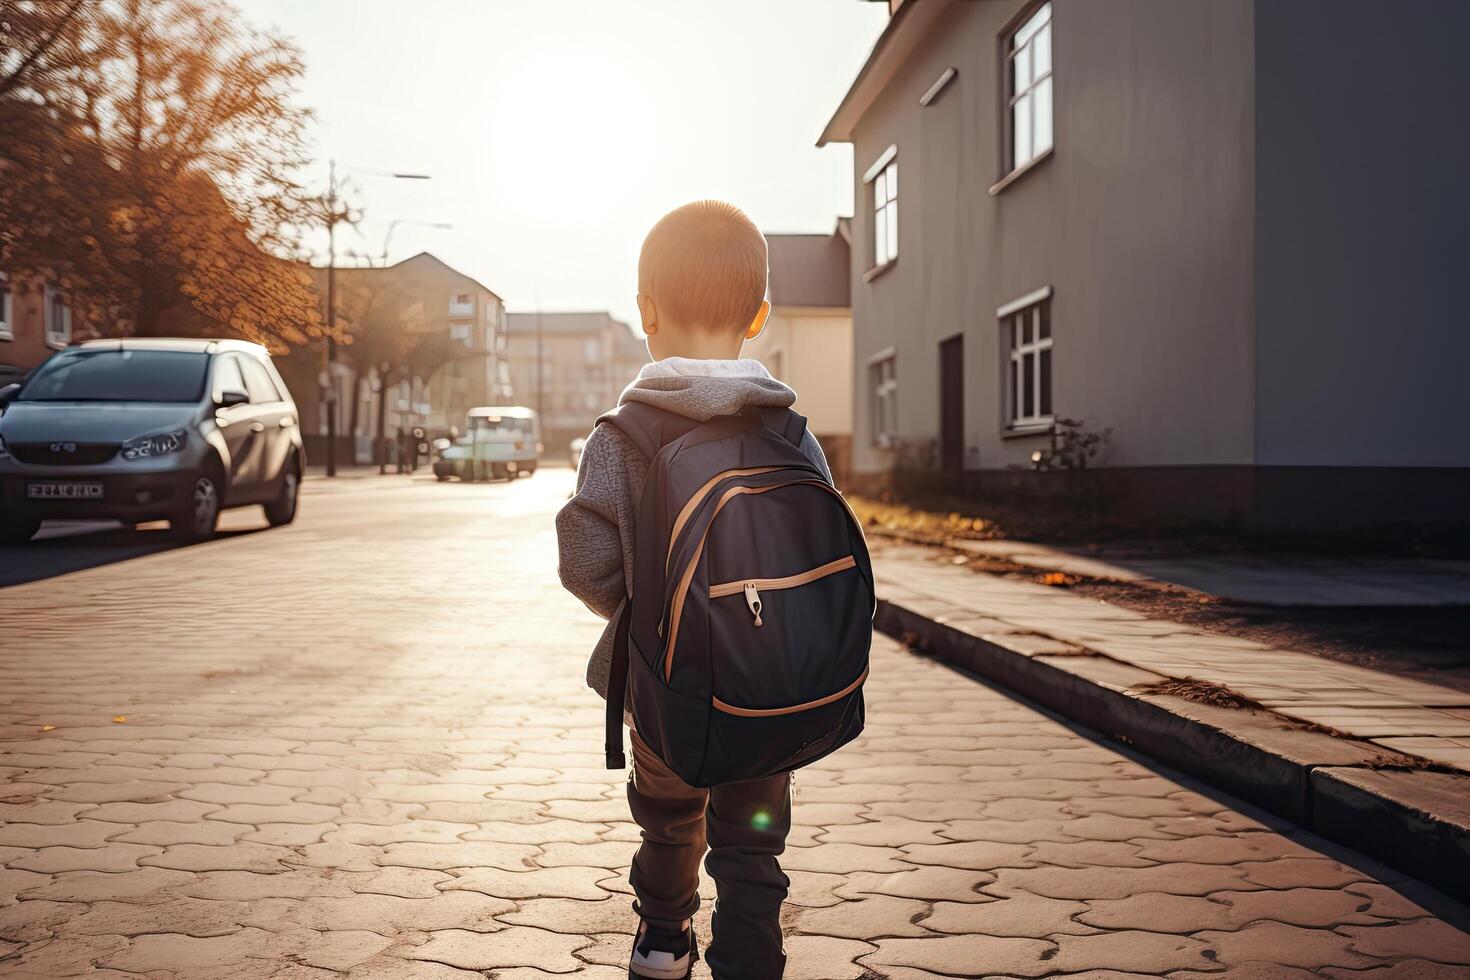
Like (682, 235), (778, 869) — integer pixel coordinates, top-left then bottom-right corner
(925, 646), (1470, 931)
(0, 521), (262, 588)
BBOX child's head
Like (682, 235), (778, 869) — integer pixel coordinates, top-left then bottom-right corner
(637, 200), (770, 361)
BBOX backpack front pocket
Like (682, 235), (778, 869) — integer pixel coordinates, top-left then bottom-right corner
(705, 553), (870, 716)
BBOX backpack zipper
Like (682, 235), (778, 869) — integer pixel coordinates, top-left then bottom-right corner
(709, 555), (860, 628)
(743, 582), (764, 626)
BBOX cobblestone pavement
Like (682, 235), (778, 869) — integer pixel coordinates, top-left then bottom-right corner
(2, 470), (1469, 978)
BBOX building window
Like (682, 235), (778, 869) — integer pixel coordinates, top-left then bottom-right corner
(1006, 2), (1053, 174)
(871, 158), (898, 268)
(0, 276), (11, 341)
(1001, 291), (1052, 430)
(44, 286), (72, 348)
(869, 351), (897, 446)
(449, 323), (472, 347)
(455, 293), (470, 305)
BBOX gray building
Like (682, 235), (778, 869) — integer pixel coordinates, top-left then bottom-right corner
(821, 0), (1470, 530)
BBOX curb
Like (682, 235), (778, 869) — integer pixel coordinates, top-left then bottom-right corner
(875, 597), (1470, 903)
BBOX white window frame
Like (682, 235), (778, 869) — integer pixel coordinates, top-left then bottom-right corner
(1006, 1), (1053, 175)
(0, 275), (12, 341)
(869, 348), (898, 447)
(999, 287), (1053, 431)
(44, 285), (72, 349)
(863, 145), (899, 273)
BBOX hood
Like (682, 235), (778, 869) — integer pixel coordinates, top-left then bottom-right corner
(0, 402), (199, 444)
(619, 357), (796, 422)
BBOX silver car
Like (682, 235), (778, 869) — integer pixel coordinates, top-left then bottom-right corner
(0, 338), (304, 544)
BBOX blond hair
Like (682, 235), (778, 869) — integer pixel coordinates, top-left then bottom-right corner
(638, 200), (768, 332)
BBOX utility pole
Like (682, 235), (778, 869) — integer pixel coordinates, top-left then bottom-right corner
(324, 159), (339, 477)
(319, 161), (432, 477)
(535, 303), (545, 421)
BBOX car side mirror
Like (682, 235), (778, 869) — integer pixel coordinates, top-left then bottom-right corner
(0, 383), (20, 407)
(216, 388), (249, 409)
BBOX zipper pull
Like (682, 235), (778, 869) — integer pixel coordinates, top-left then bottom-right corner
(743, 582), (763, 627)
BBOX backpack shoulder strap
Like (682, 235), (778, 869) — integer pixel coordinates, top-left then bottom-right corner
(745, 405), (807, 449)
(596, 401), (698, 461)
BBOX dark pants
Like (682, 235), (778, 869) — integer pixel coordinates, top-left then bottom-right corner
(627, 730), (792, 979)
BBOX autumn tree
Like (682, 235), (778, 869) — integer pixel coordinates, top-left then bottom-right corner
(0, 0), (325, 347)
(333, 272), (460, 469)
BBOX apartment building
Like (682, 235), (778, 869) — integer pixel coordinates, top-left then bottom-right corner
(504, 312), (647, 455)
(821, 0), (1470, 530)
(288, 251), (511, 461)
(0, 275), (74, 384)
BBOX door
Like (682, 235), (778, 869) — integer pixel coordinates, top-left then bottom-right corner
(211, 354), (260, 499)
(939, 335), (964, 471)
(237, 355), (291, 495)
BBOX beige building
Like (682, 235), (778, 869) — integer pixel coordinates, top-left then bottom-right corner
(745, 226), (854, 483)
(504, 312), (646, 455)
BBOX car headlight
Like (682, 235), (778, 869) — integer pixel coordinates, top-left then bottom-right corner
(121, 429), (187, 460)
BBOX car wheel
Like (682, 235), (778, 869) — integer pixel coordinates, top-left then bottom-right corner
(435, 471), (450, 482)
(0, 513), (41, 546)
(264, 462), (300, 527)
(172, 468), (222, 542)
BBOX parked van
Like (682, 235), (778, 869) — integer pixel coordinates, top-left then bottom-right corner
(433, 406), (541, 482)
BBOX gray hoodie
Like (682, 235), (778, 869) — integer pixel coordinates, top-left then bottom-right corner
(555, 357), (831, 698)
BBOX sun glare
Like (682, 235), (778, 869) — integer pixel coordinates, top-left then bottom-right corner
(488, 53), (653, 225)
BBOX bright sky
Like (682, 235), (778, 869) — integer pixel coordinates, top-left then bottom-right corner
(238, 0), (887, 329)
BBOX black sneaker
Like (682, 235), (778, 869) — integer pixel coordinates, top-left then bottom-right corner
(629, 918), (698, 979)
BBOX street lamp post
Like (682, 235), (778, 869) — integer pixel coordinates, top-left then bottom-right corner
(381, 219), (453, 267)
(322, 159), (431, 477)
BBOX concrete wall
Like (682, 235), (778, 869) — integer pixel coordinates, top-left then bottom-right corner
(1253, 0), (1470, 468)
(745, 307), (854, 438)
(848, 0), (1258, 478)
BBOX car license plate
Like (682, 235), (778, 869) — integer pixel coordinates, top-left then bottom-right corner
(27, 482), (103, 500)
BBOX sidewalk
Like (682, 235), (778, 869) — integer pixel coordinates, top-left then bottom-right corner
(871, 538), (1470, 901)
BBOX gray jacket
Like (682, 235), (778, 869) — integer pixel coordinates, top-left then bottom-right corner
(555, 360), (831, 698)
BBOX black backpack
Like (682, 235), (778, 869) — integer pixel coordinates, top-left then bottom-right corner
(601, 401), (873, 787)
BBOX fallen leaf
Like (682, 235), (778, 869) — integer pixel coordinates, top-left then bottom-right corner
(40, 724), (57, 733)
(112, 715), (127, 724)
(1039, 572), (1069, 586)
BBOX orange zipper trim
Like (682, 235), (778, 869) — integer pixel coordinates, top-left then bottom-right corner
(708, 555), (857, 599)
(666, 466), (785, 571)
(664, 478), (851, 681)
(712, 667), (869, 717)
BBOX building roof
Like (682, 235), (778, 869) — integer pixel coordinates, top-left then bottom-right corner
(819, 0), (956, 146)
(766, 231), (850, 309)
(389, 252), (503, 302)
(310, 252), (504, 303)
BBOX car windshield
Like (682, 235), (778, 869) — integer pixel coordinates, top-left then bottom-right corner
(18, 349), (209, 403)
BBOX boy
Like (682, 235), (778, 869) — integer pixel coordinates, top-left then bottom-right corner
(556, 201), (831, 979)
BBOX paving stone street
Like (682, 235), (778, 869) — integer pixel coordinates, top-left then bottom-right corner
(2, 469), (1469, 979)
